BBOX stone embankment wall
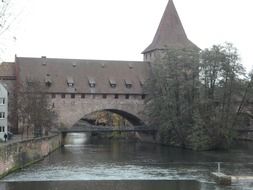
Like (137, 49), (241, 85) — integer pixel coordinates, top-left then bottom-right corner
(237, 132), (253, 141)
(0, 134), (61, 178)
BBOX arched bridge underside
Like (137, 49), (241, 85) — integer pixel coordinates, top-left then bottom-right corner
(52, 98), (146, 128)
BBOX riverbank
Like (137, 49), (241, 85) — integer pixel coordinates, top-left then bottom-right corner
(0, 134), (61, 178)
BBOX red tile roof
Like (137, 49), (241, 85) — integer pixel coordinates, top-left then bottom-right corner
(17, 57), (150, 94)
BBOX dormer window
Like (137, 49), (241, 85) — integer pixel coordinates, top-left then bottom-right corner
(124, 79), (132, 88)
(139, 78), (145, 87)
(72, 62), (77, 67)
(26, 78), (33, 86)
(109, 78), (116, 88)
(45, 74), (52, 87)
(67, 76), (74, 87)
(88, 77), (96, 88)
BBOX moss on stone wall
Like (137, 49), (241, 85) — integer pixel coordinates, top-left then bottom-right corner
(0, 134), (62, 179)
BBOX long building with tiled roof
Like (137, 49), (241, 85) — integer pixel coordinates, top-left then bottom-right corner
(16, 57), (150, 95)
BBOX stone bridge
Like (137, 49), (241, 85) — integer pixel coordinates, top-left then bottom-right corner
(51, 95), (146, 128)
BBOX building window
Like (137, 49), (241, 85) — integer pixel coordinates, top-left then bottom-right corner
(142, 94), (146, 100)
(88, 78), (96, 88)
(67, 76), (74, 87)
(139, 79), (145, 87)
(125, 94), (129, 99)
(103, 94), (107, 99)
(71, 94), (75, 99)
(115, 94), (119, 99)
(45, 74), (52, 87)
(81, 94), (85, 99)
(52, 94), (56, 99)
(0, 112), (5, 119)
(0, 98), (5, 105)
(124, 79), (132, 88)
(109, 78), (116, 88)
(0, 126), (5, 132)
(61, 94), (65, 99)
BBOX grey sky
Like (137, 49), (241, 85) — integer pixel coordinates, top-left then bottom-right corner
(2, 0), (253, 71)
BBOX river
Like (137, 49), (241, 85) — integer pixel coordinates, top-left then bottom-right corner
(1, 133), (253, 190)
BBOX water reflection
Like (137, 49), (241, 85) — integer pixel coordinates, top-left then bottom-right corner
(64, 133), (89, 146)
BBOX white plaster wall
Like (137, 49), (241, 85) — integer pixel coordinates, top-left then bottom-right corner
(0, 83), (8, 141)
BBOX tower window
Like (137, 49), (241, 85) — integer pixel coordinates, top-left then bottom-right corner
(71, 94), (75, 99)
(61, 94), (65, 99)
(103, 94), (107, 99)
(114, 94), (119, 99)
(81, 94), (85, 99)
(125, 94), (129, 99)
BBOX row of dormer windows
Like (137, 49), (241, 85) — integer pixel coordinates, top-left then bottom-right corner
(45, 75), (144, 88)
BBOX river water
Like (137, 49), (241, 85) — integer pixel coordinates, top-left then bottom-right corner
(1, 133), (253, 190)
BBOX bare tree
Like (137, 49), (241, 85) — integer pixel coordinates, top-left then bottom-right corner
(17, 79), (58, 138)
(0, 0), (28, 59)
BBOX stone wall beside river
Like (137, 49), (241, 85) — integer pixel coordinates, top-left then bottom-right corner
(0, 134), (62, 178)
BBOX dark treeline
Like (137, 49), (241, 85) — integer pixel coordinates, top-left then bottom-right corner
(144, 43), (253, 150)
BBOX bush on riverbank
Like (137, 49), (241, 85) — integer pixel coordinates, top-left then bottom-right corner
(144, 43), (253, 151)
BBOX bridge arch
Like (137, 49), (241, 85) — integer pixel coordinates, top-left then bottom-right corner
(52, 98), (146, 128)
(72, 109), (145, 127)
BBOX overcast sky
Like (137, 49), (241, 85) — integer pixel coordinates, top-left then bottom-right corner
(1, 0), (253, 71)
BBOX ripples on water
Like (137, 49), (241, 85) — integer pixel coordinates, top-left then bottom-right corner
(2, 133), (253, 190)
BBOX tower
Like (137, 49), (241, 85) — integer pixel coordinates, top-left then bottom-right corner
(142, 0), (199, 62)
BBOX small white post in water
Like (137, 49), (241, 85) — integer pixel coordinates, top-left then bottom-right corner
(217, 162), (221, 173)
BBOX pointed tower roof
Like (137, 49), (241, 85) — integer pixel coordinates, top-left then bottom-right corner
(142, 0), (199, 54)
